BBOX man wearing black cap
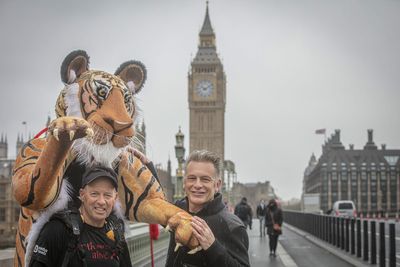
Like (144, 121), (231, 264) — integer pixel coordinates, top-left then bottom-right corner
(29, 166), (132, 267)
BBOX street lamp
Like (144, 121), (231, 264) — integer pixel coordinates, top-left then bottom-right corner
(174, 127), (185, 201)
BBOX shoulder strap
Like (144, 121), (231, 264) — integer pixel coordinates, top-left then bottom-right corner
(270, 210), (276, 225)
(51, 204), (83, 267)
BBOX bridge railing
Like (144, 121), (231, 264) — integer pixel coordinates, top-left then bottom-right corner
(126, 223), (170, 266)
(283, 210), (397, 266)
(0, 223), (170, 267)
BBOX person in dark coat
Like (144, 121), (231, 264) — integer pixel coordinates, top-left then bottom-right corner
(265, 199), (283, 256)
(165, 150), (250, 267)
(234, 197), (253, 230)
(256, 199), (267, 236)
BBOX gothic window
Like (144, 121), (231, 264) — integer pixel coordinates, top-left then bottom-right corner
(208, 113), (213, 131)
(0, 208), (5, 222)
(199, 114), (204, 132)
(390, 172), (397, 210)
(0, 184), (5, 200)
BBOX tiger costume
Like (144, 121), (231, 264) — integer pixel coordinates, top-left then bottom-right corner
(12, 50), (199, 267)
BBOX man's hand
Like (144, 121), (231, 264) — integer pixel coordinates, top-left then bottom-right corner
(191, 216), (215, 250)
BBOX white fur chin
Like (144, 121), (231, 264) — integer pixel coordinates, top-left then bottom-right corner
(72, 138), (123, 167)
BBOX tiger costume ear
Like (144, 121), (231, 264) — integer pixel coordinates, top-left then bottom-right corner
(60, 50), (90, 84)
(115, 60), (147, 94)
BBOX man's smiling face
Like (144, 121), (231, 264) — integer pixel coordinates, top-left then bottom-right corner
(184, 161), (221, 213)
(79, 177), (117, 227)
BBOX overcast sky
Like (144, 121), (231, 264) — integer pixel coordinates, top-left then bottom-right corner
(1, 0), (399, 200)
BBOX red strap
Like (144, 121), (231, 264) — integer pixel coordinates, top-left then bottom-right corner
(34, 127), (48, 139)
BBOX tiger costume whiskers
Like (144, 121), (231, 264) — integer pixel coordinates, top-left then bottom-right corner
(12, 50), (199, 267)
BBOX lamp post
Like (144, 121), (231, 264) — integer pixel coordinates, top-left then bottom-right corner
(174, 127), (185, 201)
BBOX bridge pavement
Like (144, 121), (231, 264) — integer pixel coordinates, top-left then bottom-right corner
(154, 218), (355, 267)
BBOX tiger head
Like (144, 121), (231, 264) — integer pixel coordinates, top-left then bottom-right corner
(55, 50), (146, 166)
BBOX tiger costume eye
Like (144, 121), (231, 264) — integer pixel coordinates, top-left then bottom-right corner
(97, 87), (107, 98)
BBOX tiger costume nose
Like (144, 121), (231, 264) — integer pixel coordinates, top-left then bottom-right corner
(104, 118), (133, 132)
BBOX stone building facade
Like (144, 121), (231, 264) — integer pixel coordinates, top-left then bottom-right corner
(231, 181), (277, 216)
(303, 129), (400, 215)
(0, 135), (24, 248)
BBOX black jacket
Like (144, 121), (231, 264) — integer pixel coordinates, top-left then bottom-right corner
(256, 204), (267, 217)
(165, 193), (250, 267)
(234, 200), (252, 222)
(265, 204), (283, 235)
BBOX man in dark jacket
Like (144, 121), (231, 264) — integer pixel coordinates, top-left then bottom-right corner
(256, 199), (267, 236)
(165, 150), (250, 267)
(234, 197), (253, 230)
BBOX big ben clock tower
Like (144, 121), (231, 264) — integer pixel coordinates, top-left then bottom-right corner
(188, 3), (226, 169)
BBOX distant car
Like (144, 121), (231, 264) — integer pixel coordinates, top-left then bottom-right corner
(330, 200), (357, 218)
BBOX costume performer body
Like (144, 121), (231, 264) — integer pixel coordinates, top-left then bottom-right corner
(12, 50), (199, 267)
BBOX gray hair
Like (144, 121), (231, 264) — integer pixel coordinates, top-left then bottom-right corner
(185, 150), (221, 178)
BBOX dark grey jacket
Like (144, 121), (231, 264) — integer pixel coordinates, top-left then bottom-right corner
(265, 204), (283, 235)
(165, 193), (250, 267)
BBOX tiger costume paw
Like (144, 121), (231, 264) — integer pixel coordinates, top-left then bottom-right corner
(167, 211), (200, 252)
(48, 116), (93, 142)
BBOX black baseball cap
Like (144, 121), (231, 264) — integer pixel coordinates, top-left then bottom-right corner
(81, 166), (118, 189)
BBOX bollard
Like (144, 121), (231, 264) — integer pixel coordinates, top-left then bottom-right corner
(371, 220), (376, 264)
(389, 223), (396, 267)
(345, 218), (349, 252)
(379, 222), (385, 267)
(357, 219), (361, 258)
(333, 217), (337, 246)
(337, 217), (340, 247)
(341, 217), (345, 250)
(328, 216), (332, 244)
(351, 218), (355, 255)
(320, 215), (323, 240)
(325, 215), (329, 242)
(363, 220), (369, 261)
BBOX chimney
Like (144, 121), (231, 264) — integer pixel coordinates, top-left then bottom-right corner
(364, 129), (377, 150)
(381, 144), (386, 150)
(368, 129), (373, 143)
(335, 129), (341, 142)
(349, 144), (354, 150)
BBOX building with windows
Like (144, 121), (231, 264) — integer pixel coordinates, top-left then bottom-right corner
(303, 129), (400, 215)
(0, 134), (23, 248)
(231, 181), (277, 214)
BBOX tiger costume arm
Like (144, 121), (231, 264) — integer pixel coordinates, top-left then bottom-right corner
(12, 119), (91, 210)
(118, 152), (198, 248)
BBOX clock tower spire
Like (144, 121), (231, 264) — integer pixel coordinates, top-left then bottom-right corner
(199, 1), (216, 48)
(188, 2), (226, 175)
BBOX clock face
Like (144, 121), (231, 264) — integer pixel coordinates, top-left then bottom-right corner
(196, 80), (213, 97)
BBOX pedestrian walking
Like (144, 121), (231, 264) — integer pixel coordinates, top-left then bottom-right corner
(265, 199), (283, 257)
(234, 197), (253, 230)
(256, 199), (267, 236)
